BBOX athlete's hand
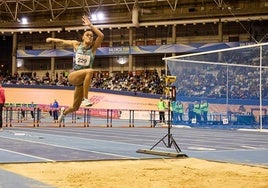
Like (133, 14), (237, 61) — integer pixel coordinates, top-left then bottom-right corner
(82, 15), (92, 26)
(46, 38), (52, 43)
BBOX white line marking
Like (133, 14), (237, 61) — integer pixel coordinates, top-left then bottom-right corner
(7, 129), (147, 147)
(187, 147), (216, 151)
(241, 145), (257, 149)
(14, 133), (26, 136)
(238, 129), (268, 132)
(0, 135), (139, 159)
(0, 148), (55, 162)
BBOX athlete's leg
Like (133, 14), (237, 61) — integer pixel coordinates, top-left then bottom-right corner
(64, 85), (84, 115)
(58, 85), (83, 123)
(68, 69), (93, 99)
(82, 69), (93, 99)
(68, 70), (86, 85)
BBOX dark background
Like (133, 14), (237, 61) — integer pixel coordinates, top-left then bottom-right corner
(0, 35), (12, 76)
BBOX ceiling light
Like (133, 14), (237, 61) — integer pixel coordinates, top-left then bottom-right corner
(91, 14), (97, 21)
(97, 12), (105, 20)
(117, 57), (127, 65)
(91, 12), (105, 21)
(21, 17), (28, 24)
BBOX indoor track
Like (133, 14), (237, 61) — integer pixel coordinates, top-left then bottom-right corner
(0, 125), (267, 187)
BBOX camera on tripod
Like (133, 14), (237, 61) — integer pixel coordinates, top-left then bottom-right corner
(164, 76), (177, 101)
(165, 76), (177, 85)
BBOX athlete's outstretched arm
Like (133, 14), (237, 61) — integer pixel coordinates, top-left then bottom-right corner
(82, 15), (104, 53)
(46, 38), (79, 47)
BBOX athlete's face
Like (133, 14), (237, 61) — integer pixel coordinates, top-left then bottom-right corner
(83, 31), (93, 45)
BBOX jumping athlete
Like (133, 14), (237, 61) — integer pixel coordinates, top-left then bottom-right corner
(46, 15), (104, 123)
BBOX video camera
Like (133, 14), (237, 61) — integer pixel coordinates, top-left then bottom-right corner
(165, 76), (177, 84)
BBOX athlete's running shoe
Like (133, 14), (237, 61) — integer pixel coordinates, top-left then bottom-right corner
(58, 107), (65, 123)
(81, 98), (93, 107)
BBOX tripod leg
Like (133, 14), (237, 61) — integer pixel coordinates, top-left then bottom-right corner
(150, 134), (168, 150)
(170, 135), (182, 152)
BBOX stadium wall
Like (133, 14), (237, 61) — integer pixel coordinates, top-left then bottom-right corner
(3, 84), (267, 112)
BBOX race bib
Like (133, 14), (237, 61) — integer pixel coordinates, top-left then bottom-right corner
(75, 53), (91, 66)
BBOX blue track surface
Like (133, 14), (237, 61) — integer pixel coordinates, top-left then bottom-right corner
(0, 125), (267, 187)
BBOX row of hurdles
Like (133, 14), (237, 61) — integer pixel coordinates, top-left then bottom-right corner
(2, 103), (159, 128)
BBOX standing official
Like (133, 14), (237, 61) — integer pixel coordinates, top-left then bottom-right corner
(158, 97), (166, 123)
(52, 99), (59, 122)
(200, 100), (209, 124)
(176, 101), (184, 122)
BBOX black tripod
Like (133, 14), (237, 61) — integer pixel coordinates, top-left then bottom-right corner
(137, 84), (187, 157)
(150, 97), (182, 153)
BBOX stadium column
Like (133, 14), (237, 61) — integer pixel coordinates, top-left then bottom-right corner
(12, 32), (17, 76)
(129, 54), (133, 73)
(128, 28), (133, 73)
(108, 28), (113, 74)
(218, 18), (223, 42)
(109, 57), (113, 74)
(218, 19), (223, 61)
(172, 24), (176, 57)
(172, 24), (176, 44)
(51, 31), (56, 78)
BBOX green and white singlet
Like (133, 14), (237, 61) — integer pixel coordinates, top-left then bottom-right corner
(73, 43), (95, 70)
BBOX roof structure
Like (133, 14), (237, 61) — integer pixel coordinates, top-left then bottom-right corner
(0, 0), (267, 32)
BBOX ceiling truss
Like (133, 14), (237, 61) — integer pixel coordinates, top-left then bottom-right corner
(0, 0), (267, 32)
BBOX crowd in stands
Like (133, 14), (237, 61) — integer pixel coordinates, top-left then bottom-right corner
(169, 49), (268, 99)
(175, 65), (268, 99)
(91, 70), (165, 94)
(2, 71), (69, 86)
(1, 65), (268, 99)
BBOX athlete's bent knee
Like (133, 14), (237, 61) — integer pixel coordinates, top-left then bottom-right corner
(73, 106), (80, 111)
